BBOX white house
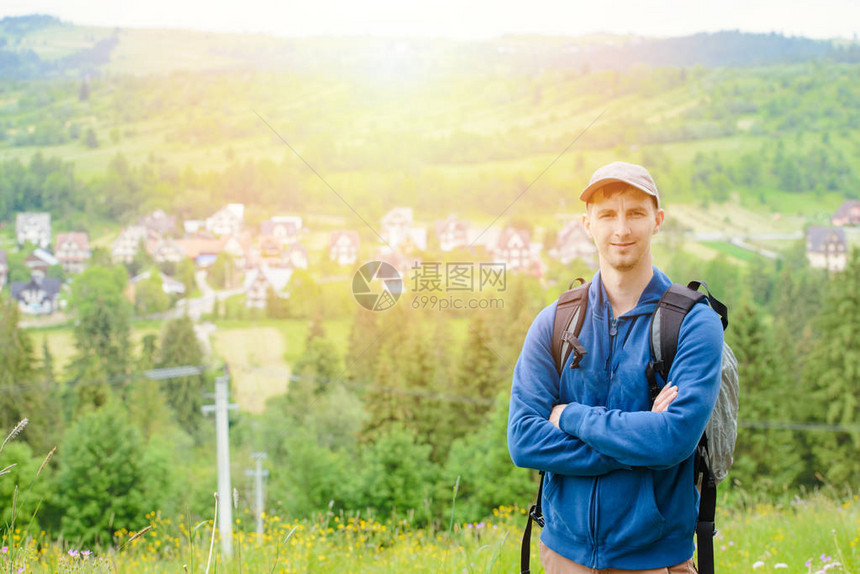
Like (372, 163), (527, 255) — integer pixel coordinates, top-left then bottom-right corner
(553, 220), (597, 267)
(435, 216), (469, 252)
(206, 204), (245, 237)
(244, 266), (292, 309)
(329, 231), (360, 266)
(16, 212), (51, 249)
(54, 232), (91, 274)
(10, 277), (62, 315)
(112, 226), (150, 264)
(832, 200), (860, 227)
(494, 228), (533, 271)
(806, 226), (848, 272)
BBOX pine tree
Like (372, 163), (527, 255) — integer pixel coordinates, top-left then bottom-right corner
(57, 401), (148, 546)
(802, 250), (860, 486)
(727, 302), (806, 492)
(158, 316), (207, 435)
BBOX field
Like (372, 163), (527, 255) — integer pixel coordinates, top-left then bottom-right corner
(1, 491), (857, 573)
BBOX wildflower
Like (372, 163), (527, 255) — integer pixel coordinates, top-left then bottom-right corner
(752, 561), (765, 569)
(806, 558), (813, 568)
(1, 546), (7, 553)
(81, 550), (92, 557)
(821, 554), (832, 563)
(775, 564), (788, 569)
(68, 549), (79, 557)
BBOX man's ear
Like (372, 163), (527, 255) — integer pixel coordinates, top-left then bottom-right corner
(653, 209), (665, 235)
(582, 211), (593, 239)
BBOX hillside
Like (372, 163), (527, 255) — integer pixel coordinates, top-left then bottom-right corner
(0, 15), (858, 245)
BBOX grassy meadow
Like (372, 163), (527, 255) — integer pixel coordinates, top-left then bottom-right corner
(1, 491), (857, 573)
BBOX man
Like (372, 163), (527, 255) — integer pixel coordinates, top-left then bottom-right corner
(508, 161), (723, 573)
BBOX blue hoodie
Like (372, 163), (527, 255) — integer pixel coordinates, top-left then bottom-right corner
(508, 268), (723, 569)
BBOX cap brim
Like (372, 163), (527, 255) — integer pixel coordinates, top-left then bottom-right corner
(579, 178), (659, 204)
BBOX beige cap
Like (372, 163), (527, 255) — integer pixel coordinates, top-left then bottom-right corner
(579, 161), (660, 207)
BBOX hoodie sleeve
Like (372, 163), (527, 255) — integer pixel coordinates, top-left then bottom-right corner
(557, 303), (723, 469)
(508, 303), (630, 476)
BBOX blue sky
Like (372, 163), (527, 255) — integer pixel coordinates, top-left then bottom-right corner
(1, 0), (858, 40)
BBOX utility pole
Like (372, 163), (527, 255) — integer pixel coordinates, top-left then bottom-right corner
(244, 452), (268, 538)
(201, 364), (238, 558)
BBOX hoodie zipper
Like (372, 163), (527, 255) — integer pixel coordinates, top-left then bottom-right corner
(589, 476), (598, 567)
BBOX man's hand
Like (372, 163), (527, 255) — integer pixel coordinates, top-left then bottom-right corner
(549, 404), (567, 428)
(651, 383), (678, 413)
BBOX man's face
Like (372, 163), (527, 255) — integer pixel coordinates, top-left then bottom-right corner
(582, 186), (664, 274)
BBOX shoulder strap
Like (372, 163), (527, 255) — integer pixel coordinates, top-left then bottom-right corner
(648, 283), (705, 387)
(552, 278), (590, 375)
(520, 470), (546, 574)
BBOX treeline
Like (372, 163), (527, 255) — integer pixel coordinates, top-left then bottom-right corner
(2, 247), (859, 547)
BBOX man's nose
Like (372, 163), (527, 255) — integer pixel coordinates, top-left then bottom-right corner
(613, 216), (631, 236)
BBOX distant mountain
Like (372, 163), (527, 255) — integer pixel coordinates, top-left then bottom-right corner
(0, 14), (857, 80)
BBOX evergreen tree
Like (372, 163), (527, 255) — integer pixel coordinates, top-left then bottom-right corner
(128, 334), (172, 439)
(0, 298), (52, 450)
(158, 316), (207, 435)
(726, 303), (806, 493)
(443, 392), (535, 522)
(802, 251), (860, 486)
(56, 401), (148, 546)
(69, 265), (133, 381)
(448, 312), (505, 440)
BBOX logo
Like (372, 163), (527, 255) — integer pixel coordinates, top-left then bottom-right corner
(352, 261), (403, 311)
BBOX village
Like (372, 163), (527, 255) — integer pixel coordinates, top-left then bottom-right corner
(1, 199), (858, 316)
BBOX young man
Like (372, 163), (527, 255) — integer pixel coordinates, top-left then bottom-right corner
(508, 161), (724, 573)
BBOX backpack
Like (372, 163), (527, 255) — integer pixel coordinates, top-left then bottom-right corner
(520, 279), (739, 574)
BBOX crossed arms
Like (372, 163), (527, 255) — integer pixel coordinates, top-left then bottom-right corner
(507, 303), (723, 476)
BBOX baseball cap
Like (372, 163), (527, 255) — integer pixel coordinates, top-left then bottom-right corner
(579, 161), (660, 207)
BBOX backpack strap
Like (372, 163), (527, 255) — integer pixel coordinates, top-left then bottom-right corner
(646, 284), (705, 401)
(520, 470), (546, 574)
(649, 281), (728, 574)
(551, 279), (590, 375)
(521, 279), (590, 574)
(695, 435), (718, 574)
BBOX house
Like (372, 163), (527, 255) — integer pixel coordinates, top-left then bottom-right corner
(222, 232), (254, 270)
(174, 236), (224, 268)
(54, 232), (91, 274)
(261, 216), (302, 245)
(259, 235), (283, 259)
(329, 231), (360, 266)
(10, 277), (62, 315)
(832, 200), (860, 227)
(494, 228), (533, 271)
(206, 204), (244, 237)
(806, 226), (848, 272)
(25, 248), (60, 280)
(435, 216), (469, 252)
(184, 220), (205, 235)
(552, 220), (597, 267)
(244, 266), (292, 309)
(139, 209), (178, 236)
(282, 243), (309, 270)
(112, 226), (151, 264)
(0, 250), (8, 289)
(381, 207), (414, 249)
(16, 212), (51, 249)
(150, 237), (186, 264)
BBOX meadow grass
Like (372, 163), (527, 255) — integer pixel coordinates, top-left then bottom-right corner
(3, 492), (857, 573)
